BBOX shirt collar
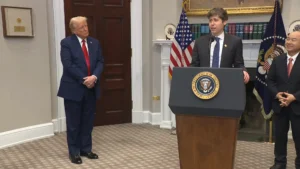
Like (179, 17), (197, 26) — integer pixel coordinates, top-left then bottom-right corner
(76, 35), (87, 43)
(287, 52), (299, 61)
(215, 31), (225, 40)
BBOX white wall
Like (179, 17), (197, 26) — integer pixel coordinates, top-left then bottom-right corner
(142, 0), (153, 111)
(0, 0), (52, 132)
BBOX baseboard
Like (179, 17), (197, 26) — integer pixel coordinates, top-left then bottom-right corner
(132, 110), (144, 123)
(52, 119), (59, 132)
(0, 123), (54, 149)
(149, 112), (161, 125)
(160, 120), (172, 129)
(142, 111), (151, 123)
(52, 117), (66, 133)
(132, 110), (162, 125)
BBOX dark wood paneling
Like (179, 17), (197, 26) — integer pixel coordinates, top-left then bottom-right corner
(64, 0), (131, 126)
(103, 0), (124, 7)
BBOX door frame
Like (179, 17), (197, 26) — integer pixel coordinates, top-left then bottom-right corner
(53, 0), (143, 132)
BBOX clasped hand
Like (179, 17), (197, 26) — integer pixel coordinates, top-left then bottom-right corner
(276, 92), (296, 107)
(83, 76), (96, 88)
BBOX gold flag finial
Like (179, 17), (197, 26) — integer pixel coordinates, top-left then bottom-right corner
(182, 0), (188, 12)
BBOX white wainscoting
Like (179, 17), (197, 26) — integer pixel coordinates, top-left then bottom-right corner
(0, 123), (54, 149)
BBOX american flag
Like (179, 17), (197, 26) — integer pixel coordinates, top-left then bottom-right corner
(169, 9), (195, 78)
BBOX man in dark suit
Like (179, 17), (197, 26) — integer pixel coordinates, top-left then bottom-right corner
(57, 16), (104, 164)
(190, 8), (250, 83)
(267, 31), (300, 169)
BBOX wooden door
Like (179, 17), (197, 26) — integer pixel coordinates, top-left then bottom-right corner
(64, 0), (132, 126)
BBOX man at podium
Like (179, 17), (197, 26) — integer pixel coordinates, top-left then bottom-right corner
(190, 8), (250, 84)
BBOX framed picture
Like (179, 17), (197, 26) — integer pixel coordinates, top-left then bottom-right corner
(1, 6), (34, 37)
(184, 0), (283, 16)
(289, 20), (300, 33)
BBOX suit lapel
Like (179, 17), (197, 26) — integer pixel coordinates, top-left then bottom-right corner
(220, 34), (229, 67)
(205, 36), (211, 67)
(289, 53), (300, 79)
(71, 34), (88, 69)
(280, 54), (288, 81)
(87, 37), (94, 68)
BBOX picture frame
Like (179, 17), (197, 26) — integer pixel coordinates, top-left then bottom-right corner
(288, 20), (300, 33)
(1, 6), (34, 37)
(183, 0), (284, 16)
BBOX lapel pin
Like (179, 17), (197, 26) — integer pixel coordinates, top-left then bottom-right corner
(90, 41), (92, 44)
(224, 44), (227, 47)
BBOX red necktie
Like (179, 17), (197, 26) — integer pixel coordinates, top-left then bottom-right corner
(82, 39), (91, 76)
(287, 58), (293, 77)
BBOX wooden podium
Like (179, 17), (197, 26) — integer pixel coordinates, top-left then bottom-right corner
(169, 67), (246, 169)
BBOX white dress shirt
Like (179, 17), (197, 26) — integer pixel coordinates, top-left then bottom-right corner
(287, 52), (299, 65)
(76, 35), (97, 81)
(76, 36), (89, 52)
(210, 31), (225, 68)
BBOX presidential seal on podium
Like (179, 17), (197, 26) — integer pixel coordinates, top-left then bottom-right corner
(192, 71), (220, 100)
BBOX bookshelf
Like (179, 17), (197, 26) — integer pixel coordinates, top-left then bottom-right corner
(190, 22), (268, 41)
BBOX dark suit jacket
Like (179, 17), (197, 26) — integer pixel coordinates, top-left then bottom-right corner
(267, 53), (300, 115)
(57, 34), (104, 101)
(190, 34), (245, 69)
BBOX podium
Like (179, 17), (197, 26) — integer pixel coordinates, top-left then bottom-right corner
(169, 67), (246, 169)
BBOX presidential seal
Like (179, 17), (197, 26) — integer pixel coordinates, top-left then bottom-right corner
(192, 71), (220, 100)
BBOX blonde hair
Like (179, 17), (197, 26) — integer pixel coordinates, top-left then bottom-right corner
(69, 16), (87, 33)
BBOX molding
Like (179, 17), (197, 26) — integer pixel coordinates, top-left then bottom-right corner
(132, 111), (144, 124)
(171, 112), (176, 128)
(0, 123), (54, 149)
(131, 0), (143, 123)
(150, 112), (162, 125)
(52, 118), (66, 133)
(160, 121), (173, 129)
(142, 111), (151, 123)
(139, 111), (162, 125)
(242, 40), (262, 44)
(244, 60), (257, 68)
(153, 39), (172, 45)
(52, 119), (58, 133)
(53, 0), (66, 132)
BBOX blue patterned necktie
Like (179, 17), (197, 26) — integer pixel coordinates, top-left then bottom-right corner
(212, 37), (220, 68)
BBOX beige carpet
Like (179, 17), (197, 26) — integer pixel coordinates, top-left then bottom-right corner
(0, 124), (297, 169)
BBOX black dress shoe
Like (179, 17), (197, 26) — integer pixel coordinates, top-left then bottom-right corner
(270, 163), (286, 169)
(80, 151), (99, 159)
(69, 154), (82, 164)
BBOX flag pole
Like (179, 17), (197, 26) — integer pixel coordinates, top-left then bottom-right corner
(269, 120), (272, 143)
(268, 0), (279, 143)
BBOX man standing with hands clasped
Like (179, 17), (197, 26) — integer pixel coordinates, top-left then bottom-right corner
(267, 31), (300, 169)
(57, 16), (104, 164)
